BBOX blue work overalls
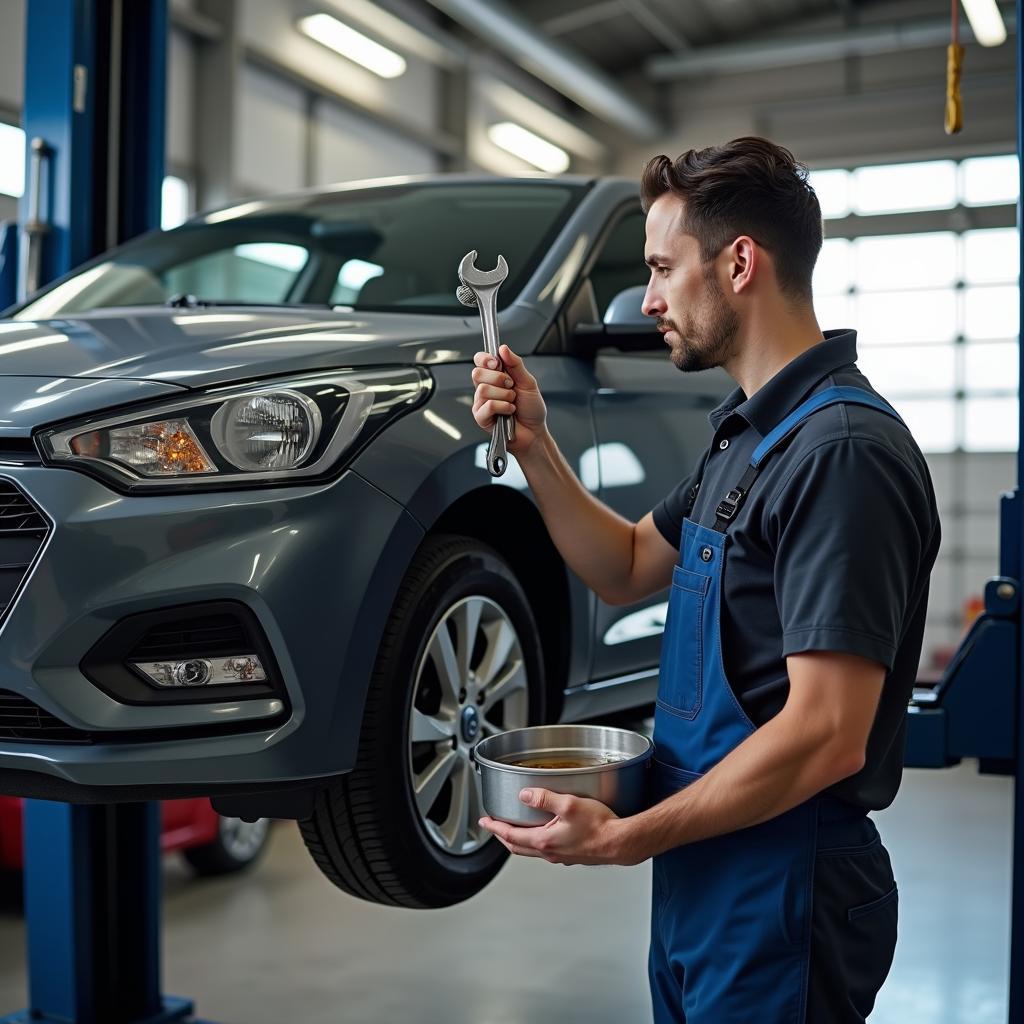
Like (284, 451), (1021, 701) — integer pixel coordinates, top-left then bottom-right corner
(649, 386), (904, 1024)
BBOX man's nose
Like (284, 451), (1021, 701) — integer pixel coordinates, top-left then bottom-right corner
(642, 284), (663, 318)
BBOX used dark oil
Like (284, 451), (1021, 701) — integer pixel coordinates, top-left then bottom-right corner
(500, 752), (626, 770)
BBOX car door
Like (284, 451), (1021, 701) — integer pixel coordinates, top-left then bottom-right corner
(579, 206), (731, 684)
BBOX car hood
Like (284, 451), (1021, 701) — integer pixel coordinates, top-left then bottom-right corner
(1, 307), (501, 389)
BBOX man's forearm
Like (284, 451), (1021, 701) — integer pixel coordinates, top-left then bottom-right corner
(517, 429), (636, 604)
(616, 707), (865, 862)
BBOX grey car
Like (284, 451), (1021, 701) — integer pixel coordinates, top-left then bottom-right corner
(0, 176), (730, 907)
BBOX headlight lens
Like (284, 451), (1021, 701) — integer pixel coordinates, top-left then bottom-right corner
(37, 367), (430, 491)
(211, 390), (320, 472)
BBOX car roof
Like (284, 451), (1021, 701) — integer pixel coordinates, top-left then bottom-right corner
(190, 174), (639, 225)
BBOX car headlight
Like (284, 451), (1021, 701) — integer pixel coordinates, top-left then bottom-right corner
(36, 367), (431, 492)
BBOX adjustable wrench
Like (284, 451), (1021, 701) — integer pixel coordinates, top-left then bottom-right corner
(457, 250), (516, 477)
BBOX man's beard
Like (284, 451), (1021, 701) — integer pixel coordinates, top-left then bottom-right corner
(661, 274), (739, 373)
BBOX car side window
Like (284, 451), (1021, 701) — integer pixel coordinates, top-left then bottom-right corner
(589, 209), (647, 319)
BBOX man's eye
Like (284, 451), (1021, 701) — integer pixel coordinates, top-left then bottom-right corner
(658, 266), (671, 276)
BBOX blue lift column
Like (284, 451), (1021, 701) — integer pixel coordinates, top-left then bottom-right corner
(1011, 2), (1024, 1014)
(0, 3), (204, 1023)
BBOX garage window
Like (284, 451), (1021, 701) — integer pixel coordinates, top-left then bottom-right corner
(0, 122), (24, 199)
(812, 154), (1019, 454)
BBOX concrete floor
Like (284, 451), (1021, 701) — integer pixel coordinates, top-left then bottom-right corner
(0, 760), (1011, 1023)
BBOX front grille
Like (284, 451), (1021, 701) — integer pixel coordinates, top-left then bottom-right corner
(0, 481), (49, 624)
(130, 614), (249, 660)
(0, 481), (47, 534)
(0, 690), (92, 743)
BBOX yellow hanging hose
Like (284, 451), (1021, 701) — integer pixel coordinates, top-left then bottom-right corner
(946, 42), (964, 134)
(945, 0), (964, 135)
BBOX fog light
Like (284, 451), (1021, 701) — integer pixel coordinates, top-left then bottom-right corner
(133, 654), (267, 688)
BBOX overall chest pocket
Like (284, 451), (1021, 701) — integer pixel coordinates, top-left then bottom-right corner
(657, 564), (711, 719)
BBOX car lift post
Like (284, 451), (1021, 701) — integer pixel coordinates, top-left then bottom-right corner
(0, 224), (16, 312)
(0, 3), (207, 1022)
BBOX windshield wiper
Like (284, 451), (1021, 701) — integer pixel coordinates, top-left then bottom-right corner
(164, 295), (331, 309)
(166, 293), (208, 308)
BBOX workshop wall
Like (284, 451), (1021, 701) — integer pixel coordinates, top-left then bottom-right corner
(239, 0), (439, 145)
(167, 28), (195, 176)
(0, 0), (23, 117)
(231, 64), (440, 196)
(236, 65), (308, 196)
(311, 101), (438, 187)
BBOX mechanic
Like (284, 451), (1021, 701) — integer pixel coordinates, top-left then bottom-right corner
(470, 136), (941, 1023)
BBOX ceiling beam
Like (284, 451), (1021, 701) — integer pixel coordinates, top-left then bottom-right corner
(624, 0), (689, 51)
(648, 9), (1017, 79)
(424, 0), (663, 139)
(541, 0), (624, 36)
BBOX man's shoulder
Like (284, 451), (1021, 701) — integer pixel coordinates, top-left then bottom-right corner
(768, 370), (936, 510)
(788, 370), (926, 466)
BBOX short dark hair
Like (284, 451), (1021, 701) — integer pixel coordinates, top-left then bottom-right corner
(640, 137), (822, 302)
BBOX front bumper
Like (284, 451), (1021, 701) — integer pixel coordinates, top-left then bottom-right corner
(0, 465), (423, 799)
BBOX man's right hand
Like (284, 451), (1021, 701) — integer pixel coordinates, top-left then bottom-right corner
(471, 343), (548, 458)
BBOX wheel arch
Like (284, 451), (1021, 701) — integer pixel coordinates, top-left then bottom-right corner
(428, 485), (574, 724)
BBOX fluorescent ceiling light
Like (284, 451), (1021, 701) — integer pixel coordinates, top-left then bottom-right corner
(961, 0), (1007, 46)
(298, 13), (407, 78)
(487, 122), (570, 175)
(483, 78), (604, 161)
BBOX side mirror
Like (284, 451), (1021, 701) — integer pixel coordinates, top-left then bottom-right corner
(570, 284), (662, 354)
(604, 285), (649, 328)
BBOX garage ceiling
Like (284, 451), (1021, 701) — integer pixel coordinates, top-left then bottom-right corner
(515, 0), (925, 72)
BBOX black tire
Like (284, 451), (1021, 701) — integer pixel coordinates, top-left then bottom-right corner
(183, 815), (272, 876)
(299, 534), (546, 908)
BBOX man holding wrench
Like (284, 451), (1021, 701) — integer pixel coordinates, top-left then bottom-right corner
(470, 137), (940, 1023)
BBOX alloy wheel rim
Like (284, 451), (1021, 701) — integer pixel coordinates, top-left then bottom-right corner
(408, 595), (529, 857)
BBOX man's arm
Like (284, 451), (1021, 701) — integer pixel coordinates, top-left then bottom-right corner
(481, 649), (884, 865)
(518, 432), (680, 606)
(472, 344), (680, 605)
(515, 429), (636, 603)
(616, 650), (884, 860)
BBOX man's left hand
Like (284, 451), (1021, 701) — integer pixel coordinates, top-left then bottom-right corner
(479, 788), (641, 866)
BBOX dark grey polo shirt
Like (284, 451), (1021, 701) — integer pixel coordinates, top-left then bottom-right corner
(653, 329), (941, 810)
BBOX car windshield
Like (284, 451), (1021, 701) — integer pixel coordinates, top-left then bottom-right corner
(14, 181), (586, 319)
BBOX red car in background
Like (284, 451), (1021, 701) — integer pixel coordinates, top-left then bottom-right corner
(0, 797), (271, 876)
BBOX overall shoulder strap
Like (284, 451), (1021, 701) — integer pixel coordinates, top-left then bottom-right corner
(749, 385), (904, 469)
(681, 445), (714, 520)
(711, 386), (906, 533)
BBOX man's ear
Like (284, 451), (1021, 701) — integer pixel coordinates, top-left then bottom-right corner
(728, 235), (758, 295)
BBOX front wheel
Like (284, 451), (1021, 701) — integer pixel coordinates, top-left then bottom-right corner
(300, 534), (546, 908)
